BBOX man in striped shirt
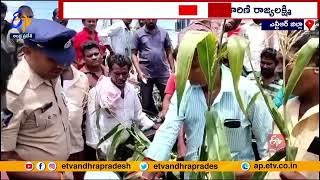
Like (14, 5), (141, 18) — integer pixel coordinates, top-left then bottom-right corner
(247, 48), (282, 100)
(141, 50), (273, 179)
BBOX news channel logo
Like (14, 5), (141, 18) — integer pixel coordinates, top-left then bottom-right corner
(36, 162), (46, 171)
(47, 162), (57, 171)
(25, 162), (34, 171)
(241, 162), (250, 171)
(139, 162), (149, 171)
(9, 10), (34, 40)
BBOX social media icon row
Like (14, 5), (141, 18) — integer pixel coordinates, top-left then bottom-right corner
(25, 162), (57, 171)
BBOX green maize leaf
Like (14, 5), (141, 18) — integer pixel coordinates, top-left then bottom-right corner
(190, 172), (197, 179)
(227, 36), (249, 116)
(251, 150), (286, 180)
(129, 140), (147, 161)
(284, 38), (319, 103)
(130, 149), (145, 161)
(197, 31), (217, 83)
(217, 43), (228, 62)
(176, 31), (213, 113)
(199, 143), (208, 161)
(131, 125), (151, 147)
(206, 110), (232, 161)
(96, 123), (123, 148)
(246, 51), (290, 138)
(271, 108), (290, 137)
(200, 172), (207, 179)
(197, 32), (218, 105)
(245, 91), (261, 117)
(107, 127), (127, 160)
(206, 110), (234, 179)
(285, 146), (298, 161)
(211, 172), (235, 180)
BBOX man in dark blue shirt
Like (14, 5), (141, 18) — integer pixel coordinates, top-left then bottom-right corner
(131, 19), (175, 115)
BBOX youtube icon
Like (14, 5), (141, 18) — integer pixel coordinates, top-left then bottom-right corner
(25, 162), (33, 171)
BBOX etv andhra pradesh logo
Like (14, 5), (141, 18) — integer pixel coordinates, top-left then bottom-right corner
(268, 134), (286, 153)
(10, 10), (34, 40)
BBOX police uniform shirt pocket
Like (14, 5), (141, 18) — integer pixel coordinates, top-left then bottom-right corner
(23, 103), (58, 129)
(37, 110), (58, 128)
(23, 109), (47, 129)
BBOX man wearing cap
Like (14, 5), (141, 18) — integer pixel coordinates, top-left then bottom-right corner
(1, 19), (76, 179)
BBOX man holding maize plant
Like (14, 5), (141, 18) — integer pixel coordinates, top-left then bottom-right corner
(85, 54), (159, 160)
(267, 34), (319, 180)
(141, 46), (273, 179)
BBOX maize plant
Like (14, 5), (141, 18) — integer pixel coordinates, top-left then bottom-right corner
(92, 23), (318, 179)
(176, 25), (234, 179)
(92, 98), (178, 179)
(251, 32), (319, 179)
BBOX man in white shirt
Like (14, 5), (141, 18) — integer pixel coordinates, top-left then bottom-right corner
(101, 20), (133, 59)
(241, 20), (279, 74)
(61, 65), (89, 179)
(86, 54), (159, 159)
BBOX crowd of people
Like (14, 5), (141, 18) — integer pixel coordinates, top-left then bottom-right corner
(1, 2), (319, 180)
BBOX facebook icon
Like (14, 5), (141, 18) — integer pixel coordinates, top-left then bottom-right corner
(36, 162), (46, 171)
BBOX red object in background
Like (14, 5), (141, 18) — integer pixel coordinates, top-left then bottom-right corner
(165, 74), (176, 96)
(178, 5), (198, 16)
(227, 25), (241, 37)
(208, 3), (231, 18)
(73, 27), (106, 69)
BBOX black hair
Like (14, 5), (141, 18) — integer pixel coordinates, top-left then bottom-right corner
(292, 34), (311, 52)
(82, 19), (98, 23)
(311, 46), (319, 67)
(261, 48), (278, 65)
(52, 8), (58, 20)
(18, 5), (33, 17)
(108, 54), (132, 70)
(292, 31), (319, 52)
(1, 2), (7, 13)
(173, 47), (178, 60)
(81, 40), (100, 56)
(1, 47), (14, 95)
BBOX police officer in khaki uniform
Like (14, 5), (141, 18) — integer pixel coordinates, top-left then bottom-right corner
(1, 19), (76, 179)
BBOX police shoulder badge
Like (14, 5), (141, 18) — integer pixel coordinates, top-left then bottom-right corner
(64, 39), (72, 49)
(1, 108), (13, 128)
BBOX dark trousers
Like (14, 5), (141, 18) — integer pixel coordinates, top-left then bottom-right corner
(139, 77), (168, 115)
(68, 151), (85, 180)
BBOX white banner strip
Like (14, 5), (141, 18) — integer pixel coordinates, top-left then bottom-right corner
(231, 2), (317, 19)
(63, 2), (208, 19)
